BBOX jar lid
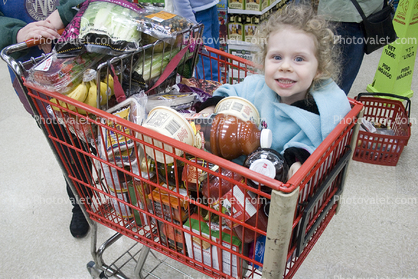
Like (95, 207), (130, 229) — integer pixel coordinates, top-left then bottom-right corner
(249, 158), (276, 185)
(260, 129), (272, 149)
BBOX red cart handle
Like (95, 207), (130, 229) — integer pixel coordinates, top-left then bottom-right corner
(24, 28), (65, 48)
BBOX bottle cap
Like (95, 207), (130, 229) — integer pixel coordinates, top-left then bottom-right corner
(249, 159), (276, 185)
(260, 129), (272, 149)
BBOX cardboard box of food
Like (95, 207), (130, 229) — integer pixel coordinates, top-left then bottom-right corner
(148, 186), (189, 223)
(183, 214), (242, 277)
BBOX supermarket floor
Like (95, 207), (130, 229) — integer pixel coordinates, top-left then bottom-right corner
(1, 48), (417, 279)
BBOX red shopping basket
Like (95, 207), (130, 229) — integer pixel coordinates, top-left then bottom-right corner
(353, 92), (411, 166)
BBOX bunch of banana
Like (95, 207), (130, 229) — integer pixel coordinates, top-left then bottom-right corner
(50, 82), (88, 112)
(103, 74), (114, 97)
(49, 74), (115, 115)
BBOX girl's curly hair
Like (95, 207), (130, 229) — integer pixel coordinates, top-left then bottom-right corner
(254, 4), (341, 90)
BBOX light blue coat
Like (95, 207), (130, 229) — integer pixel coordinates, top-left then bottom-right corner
(213, 74), (351, 155)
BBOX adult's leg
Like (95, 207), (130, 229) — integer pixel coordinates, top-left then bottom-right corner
(334, 22), (365, 95)
(12, 71), (91, 238)
(47, 121), (93, 238)
(195, 5), (220, 81)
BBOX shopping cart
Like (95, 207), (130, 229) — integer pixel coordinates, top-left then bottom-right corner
(2, 37), (363, 278)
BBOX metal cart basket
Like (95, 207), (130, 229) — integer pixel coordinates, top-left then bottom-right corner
(2, 36), (363, 278)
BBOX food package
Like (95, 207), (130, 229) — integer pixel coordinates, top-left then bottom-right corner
(145, 91), (197, 113)
(136, 7), (194, 43)
(99, 96), (146, 163)
(109, 188), (133, 218)
(147, 186), (189, 223)
(183, 214), (242, 278)
(181, 157), (216, 193)
(157, 220), (185, 253)
(248, 235), (266, 270)
(46, 106), (97, 145)
(212, 185), (268, 243)
(128, 179), (152, 226)
(199, 168), (243, 203)
(55, 0), (144, 55)
(26, 51), (105, 95)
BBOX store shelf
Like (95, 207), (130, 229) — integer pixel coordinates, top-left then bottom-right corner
(228, 0), (281, 15)
(227, 40), (259, 49)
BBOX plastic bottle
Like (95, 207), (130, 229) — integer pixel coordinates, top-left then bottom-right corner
(243, 148), (289, 192)
(184, 113), (272, 160)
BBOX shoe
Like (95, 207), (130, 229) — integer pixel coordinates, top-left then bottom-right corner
(70, 207), (89, 238)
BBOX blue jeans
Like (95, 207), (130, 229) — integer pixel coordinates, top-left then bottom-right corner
(335, 22), (365, 95)
(195, 5), (220, 81)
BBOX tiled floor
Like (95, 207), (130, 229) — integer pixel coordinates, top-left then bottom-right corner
(1, 47), (417, 279)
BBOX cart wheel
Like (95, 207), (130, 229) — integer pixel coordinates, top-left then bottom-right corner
(87, 261), (107, 279)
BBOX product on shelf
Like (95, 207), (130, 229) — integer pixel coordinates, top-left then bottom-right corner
(245, 0), (269, 11)
(229, 0), (245, 10)
(244, 15), (259, 43)
(228, 15), (244, 42)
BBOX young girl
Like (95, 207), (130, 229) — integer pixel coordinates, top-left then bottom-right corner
(198, 4), (352, 178)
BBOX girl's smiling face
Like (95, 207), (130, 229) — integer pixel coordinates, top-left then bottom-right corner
(264, 26), (320, 105)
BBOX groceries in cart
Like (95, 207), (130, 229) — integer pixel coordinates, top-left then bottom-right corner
(102, 165), (136, 218)
(99, 95), (147, 163)
(55, 0), (144, 55)
(25, 1), (201, 111)
(243, 148), (289, 192)
(26, 51), (107, 95)
(132, 96), (277, 244)
(136, 7), (195, 43)
(54, 0), (195, 56)
(183, 214), (242, 278)
(211, 184), (269, 243)
(181, 112), (272, 159)
(141, 106), (195, 164)
(145, 91), (198, 112)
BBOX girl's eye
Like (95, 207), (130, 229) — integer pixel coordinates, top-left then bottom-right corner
(295, 56), (304, 62)
(273, 55), (281, 60)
